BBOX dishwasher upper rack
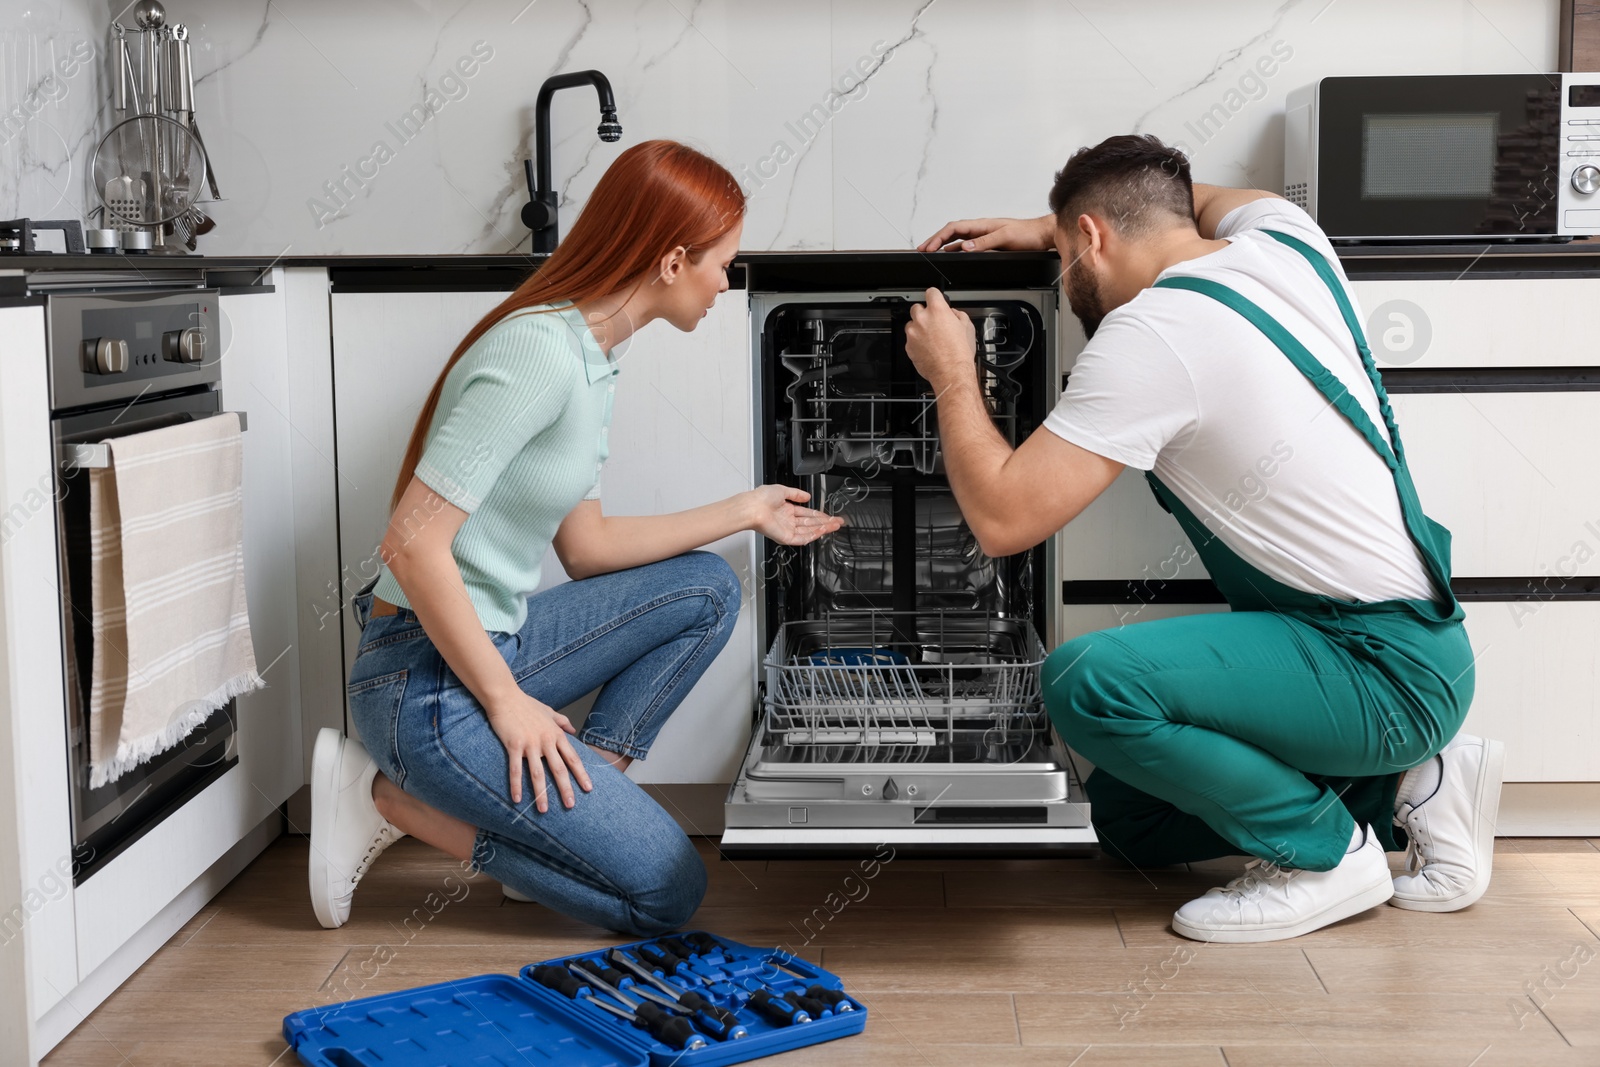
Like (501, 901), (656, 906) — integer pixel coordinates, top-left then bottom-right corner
(763, 612), (1047, 747)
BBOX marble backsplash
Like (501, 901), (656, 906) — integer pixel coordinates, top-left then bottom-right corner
(0, 0), (1562, 255)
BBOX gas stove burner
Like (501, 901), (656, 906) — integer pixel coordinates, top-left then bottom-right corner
(0, 218), (87, 255)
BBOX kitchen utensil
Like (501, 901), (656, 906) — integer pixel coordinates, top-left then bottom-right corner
(91, 114), (205, 227)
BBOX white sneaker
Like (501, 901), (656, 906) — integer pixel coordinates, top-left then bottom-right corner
(309, 728), (405, 929)
(502, 883), (535, 903)
(1171, 825), (1394, 943)
(1391, 733), (1505, 912)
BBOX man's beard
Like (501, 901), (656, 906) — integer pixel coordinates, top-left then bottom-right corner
(1066, 257), (1107, 339)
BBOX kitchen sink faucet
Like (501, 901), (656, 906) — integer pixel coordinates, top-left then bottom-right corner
(522, 70), (622, 254)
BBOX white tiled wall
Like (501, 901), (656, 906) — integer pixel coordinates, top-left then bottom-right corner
(1, 0), (1563, 254)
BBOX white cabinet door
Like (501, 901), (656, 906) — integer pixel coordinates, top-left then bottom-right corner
(1350, 277), (1600, 370)
(219, 274), (305, 809)
(1393, 391), (1600, 580)
(329, 289), (502, 701)
(0, 302), (77, 1021)
(329, 292), (757, 785)
(1460, 601), (1600, 782)
(604, 296), (756, 786)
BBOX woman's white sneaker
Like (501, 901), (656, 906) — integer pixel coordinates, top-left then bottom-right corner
(1172, 825), (1394, 943)
(309, 727), (406, 929)
(1391, 733), (1505, 912)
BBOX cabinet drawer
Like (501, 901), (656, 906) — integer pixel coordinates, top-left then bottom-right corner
(1350, 277), (1600, 370)
(1394, 391), (1600, 578)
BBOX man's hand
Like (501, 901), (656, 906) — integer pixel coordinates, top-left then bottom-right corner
(905, 288), (976, 392)
(917, 214), (1055, 253)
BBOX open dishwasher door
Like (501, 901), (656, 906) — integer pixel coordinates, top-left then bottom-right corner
(721, 290), (1098, 858)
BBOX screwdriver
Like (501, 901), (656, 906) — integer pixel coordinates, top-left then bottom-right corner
(609, 951), (748, 1040)
(804, 985), (855, 1013)
(683, 932), (724, 957)
(744, 987), (812, 1026)
(566, 961), (688, 1017)
(658, 936), (697, 959)
(636, 942), (689, 976)
(585, 996), (709, 1051)
(741, 978), (828, 1020)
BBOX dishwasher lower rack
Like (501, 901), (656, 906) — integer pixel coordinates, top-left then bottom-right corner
(763, 612), (1046, 748)
(725, 612), (1096, 855)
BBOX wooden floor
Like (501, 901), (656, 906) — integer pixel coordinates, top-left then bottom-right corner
(41, 834), (1600, 1066)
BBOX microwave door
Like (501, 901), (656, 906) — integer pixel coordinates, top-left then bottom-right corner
(1315, 74), (1562, 239)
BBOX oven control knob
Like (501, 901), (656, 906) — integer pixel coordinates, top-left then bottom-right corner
(881, 777), (900, 801)
(1574, 164), (1600, 196)
(84, 337), (129, 374)
(162, 326), (207, 364)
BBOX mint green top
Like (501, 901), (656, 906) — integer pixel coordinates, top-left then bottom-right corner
(373, 304), (618, 633)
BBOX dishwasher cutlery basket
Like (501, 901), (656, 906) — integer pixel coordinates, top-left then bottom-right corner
(764, 611), (1047, 748)
(283, 931), (865, 1066)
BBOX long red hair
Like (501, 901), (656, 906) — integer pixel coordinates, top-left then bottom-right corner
(391, 139), (746, 510)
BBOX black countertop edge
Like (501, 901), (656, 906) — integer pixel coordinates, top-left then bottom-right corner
(7, 242), (1600, 293)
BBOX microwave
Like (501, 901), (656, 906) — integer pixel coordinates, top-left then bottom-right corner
(1285, 73), (1600, 241)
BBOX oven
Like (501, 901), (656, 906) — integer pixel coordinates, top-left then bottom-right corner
(47, 288), (239, 882)
(1284, 72), (1600, 240)
(720, 283), (1096, 857)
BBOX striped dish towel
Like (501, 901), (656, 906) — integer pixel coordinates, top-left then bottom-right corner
(88, 412), (262, 787)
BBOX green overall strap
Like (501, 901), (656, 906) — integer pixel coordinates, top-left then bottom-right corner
(1152, 237), (1459, 617)
(1151, 276), (1400, 472)
(1262, 229), (1408, 466)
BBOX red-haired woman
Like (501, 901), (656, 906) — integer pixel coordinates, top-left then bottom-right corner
(308, 141), (841, 935)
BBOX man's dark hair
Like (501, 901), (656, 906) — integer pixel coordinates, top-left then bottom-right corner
(1048, 134), (1195, 238)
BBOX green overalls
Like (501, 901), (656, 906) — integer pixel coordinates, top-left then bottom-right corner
(1042, 231), (1476, 873)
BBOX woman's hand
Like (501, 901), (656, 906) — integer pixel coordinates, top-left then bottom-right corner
(484, 693), (594, 812)
(744, 484), (845, 546)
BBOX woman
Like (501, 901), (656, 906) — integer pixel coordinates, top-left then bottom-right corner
(309, 140), (841, 935)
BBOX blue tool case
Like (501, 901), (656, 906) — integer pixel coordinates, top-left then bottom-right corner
(282, 931), (866, 1066)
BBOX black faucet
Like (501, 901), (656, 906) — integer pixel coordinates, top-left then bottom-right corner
(522, 70), (622, 254)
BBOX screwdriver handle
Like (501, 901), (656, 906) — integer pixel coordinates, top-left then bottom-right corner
(679, 990), (739, 1026)
(806, 985), (854, 1011)
(690, 1008), (749, 1041)
(786, 990), (829, 1018)
(683, 931), (722, 955)
(658, 936), (695, 959)
(635, 1001), (702, 1050)
(637, 942), (684, 974)
(532, 965), (587, 1000)
(746, 988), (810, 1027)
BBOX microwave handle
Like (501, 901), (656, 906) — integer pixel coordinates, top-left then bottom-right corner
(59, 411), (249, 471)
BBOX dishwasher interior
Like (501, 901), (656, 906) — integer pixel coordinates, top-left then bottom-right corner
(721, 290), (1096, 856)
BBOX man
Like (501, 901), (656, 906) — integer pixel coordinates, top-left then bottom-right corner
(903, 134), (1504, 943)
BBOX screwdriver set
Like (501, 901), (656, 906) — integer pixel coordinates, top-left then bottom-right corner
(281, 930), (865, 1066)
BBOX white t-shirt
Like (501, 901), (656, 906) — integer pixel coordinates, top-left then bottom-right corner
(1043, 198), (1434, 603)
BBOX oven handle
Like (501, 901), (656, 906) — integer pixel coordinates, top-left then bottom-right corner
(59, 411), (249, 471)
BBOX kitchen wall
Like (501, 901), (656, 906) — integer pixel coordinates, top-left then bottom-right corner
(2, 0), (1562, 255)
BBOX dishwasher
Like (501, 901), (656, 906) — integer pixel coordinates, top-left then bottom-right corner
(721, 275), (1097, 857)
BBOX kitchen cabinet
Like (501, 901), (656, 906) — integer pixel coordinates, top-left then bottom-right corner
(328, 290), (757, 788)
(0, 300), (76, 1032)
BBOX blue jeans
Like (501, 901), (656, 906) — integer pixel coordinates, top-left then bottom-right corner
(346, 551), (740, 935)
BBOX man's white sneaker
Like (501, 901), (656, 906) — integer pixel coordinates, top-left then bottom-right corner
(1391, 733), (1505, 912)
(309, 728), (405, 929)
(1171, 825), (1394, 943)
(502, 883), (535, 903)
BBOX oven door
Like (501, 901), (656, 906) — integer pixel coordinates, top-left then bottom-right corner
(52, 391), (239, 882)
(1314, 74), (1563, 240)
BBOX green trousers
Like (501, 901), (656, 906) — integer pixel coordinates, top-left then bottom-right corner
(1044, 593), (1474, 873)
